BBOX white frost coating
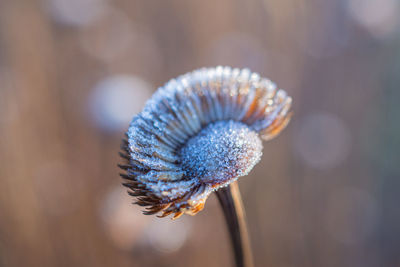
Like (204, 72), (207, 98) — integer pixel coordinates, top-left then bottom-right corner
(122, 66), (292, 217)
(180, 120), (262, 185)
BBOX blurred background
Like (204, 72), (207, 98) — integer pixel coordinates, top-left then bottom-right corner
(0, 0), (399, 266)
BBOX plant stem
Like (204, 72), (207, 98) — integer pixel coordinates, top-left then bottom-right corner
(216, 181), (254, 267)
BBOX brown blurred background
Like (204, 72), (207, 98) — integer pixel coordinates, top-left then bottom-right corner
(0, 0), (399, 266)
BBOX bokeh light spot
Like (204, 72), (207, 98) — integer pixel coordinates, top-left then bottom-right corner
(294, 112), (351, 170)
(89, 75), (152, 132)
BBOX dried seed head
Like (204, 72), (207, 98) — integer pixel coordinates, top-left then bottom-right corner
(119, 66), (292, 219)
(180, 120), (262, 186)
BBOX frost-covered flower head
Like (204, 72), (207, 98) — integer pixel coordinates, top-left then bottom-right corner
(120, 66), (292, 219)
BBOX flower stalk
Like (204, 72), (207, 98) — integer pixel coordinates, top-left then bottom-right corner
(216, 181), (254, 267)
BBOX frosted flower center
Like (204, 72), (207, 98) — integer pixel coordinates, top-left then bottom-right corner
(180, 120), (263, 186)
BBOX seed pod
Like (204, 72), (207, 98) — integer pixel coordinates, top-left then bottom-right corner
(119, 66), (292, 219)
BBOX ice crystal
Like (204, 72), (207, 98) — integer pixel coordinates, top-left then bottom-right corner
(120, 66), (292, 219)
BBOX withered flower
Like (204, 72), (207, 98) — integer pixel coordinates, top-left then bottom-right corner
(119, 66), (292, 219)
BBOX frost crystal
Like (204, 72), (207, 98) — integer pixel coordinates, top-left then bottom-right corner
(120, 66), (292, 219)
